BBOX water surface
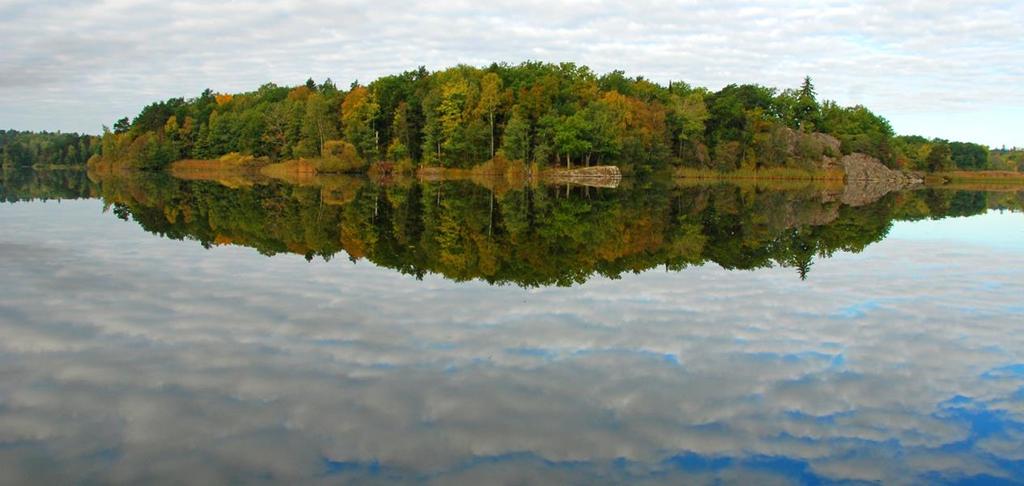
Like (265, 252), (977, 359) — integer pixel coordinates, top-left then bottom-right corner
(1, 171), (1023, 484)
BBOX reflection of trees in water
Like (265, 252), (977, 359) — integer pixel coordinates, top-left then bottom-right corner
(7, 169), (1020, 285)
(0, 168), (94, 202)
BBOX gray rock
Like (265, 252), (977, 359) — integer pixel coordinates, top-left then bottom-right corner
(834, 153), (923, 206)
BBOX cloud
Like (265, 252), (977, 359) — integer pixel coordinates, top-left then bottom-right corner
(0, 0), (1021, 145)
(1, 199), (1023, 482)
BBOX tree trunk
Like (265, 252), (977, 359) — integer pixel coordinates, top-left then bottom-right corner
(489, 112), (495, 159)
(317, 119), (325, 156)
(488, 189), (494, 237)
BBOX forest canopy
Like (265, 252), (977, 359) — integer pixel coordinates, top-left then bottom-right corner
(5, 63), (1016, 175)
(0, 130), (98, 168)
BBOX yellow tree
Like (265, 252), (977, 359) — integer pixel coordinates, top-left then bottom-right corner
(341, 86), (380, 160)
(477, 72), (503, 158)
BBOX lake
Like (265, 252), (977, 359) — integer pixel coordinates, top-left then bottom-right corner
(1, 169), (1023, 484)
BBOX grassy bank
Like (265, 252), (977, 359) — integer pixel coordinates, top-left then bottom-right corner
(673, 166), (845, 191)
(417, 159), (629, 192)
(924, 171), (1024, 192)
(675, 166), (845, 181)
(926, 171), (1024, 185)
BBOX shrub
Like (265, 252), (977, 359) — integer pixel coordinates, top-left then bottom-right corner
(317, 140), (366, 173)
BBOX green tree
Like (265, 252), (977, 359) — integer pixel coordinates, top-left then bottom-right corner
(796, 76), (820, 130)
(667, 91), (709, 158)
(926, 142), (954, 172)
(341, 85), (380, 161)
(299, 92), (339, 157)
(499, 107), (530, 162)
(113, 117), (130, 134)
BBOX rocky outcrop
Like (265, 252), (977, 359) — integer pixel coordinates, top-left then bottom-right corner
(837, 153), (916, 183)
(811, 132), (842, 155)
(827, 153), (923, 207)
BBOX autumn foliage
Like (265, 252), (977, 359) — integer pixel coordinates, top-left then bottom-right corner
(87, 63), (1009, 175)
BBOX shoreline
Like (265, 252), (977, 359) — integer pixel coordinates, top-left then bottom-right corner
(77, 159), (1024, 190)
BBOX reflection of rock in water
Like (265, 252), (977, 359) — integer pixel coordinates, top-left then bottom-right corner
(823, 153), (924, 207)
(542, 166), (622, 189)
(779, 197), (841, 229)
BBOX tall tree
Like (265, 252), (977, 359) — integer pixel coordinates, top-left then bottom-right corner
(300, 92), (339, 157)
(341, 85), (380, 160)
(499, 107), (530, 162)
(477, 72), (503, 159)
(796, 76), (820, 130)
(926, 142), (954, 172)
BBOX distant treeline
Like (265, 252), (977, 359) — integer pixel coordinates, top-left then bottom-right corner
(894, 136), (1022, 172)
(89, 63), (889, 172)
(85, 62), (999, 174)
(983, 147), (1024, 172)
(7, 62), (1019, 174)
(0, 130), (98, 168)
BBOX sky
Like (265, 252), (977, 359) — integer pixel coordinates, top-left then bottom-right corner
(1, 0), (1021, 147)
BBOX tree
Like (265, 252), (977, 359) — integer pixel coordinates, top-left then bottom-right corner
(668, 91), (709, 158)
(477, 72), (503, 158)
(300, 92), (339, 157)
(499, 107), (530, 162)
(552, 114), (591, 169)
(164, 116), (182, 159)
(796, 76), (820, 130)
(390, 102), (412, 155)
(113, 117), (130, 134)
(386, 102), (412, 160)
(582, 96), (625, 164)
(800, 76), (816, 98)
(341, 85), (380, 161)
(949, 141), (988, 170)
(262, 102), (293, 158)
(320, 140), (365, 172)
(926, 143), (954, 172)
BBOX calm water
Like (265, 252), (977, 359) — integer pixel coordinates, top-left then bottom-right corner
(1, 170), (1023, 484)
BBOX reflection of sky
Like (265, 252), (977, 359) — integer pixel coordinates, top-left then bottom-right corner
(1, 200), (1023, 484)
(888, 210), (1024, 250)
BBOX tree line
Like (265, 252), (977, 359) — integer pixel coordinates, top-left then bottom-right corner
(893, 136), (1016, 172)
(86, 62), (1007, 174)
(0, 130), (98, 168)
(4, 63), (1015, 175)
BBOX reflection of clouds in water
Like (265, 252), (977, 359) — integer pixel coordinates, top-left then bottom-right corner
(1, 201), (1023, 483)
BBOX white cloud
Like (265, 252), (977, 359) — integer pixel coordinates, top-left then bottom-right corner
(0, 0), (1021, 145)
(1, 200), (1024, 482)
